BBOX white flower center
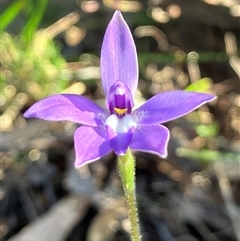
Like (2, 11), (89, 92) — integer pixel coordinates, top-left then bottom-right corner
(104, 114), (137, 133)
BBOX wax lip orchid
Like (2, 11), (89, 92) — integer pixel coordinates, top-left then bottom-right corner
(24, 10), (216, 167)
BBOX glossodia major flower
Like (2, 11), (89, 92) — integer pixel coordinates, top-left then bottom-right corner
(24, 11), (216, 167)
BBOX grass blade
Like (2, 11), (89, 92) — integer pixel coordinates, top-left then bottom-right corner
(21, 0), (49, 43)
(0, 0), (28, 32)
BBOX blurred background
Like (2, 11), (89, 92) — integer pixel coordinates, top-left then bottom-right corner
(0, 0), (240, 240)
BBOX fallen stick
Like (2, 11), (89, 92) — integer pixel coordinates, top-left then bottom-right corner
(9, 195), (90, 241)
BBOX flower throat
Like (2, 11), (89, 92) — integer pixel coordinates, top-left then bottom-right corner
(107, 80), (134, 117)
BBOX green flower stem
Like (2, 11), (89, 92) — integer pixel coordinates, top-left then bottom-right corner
(117, 149), (141, 241)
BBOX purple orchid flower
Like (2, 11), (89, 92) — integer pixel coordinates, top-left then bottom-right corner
(24, 11), (216, 167)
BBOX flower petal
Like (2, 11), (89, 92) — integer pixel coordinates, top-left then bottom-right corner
(106, 126), (135, 155)
(24, 94), (108, 126)
(74, 126), (112, 167)
(130, 125), (170, 157)
(105, 114), (137, 155)
(100, 10), (138, 96)
(132, 91), (216, 125)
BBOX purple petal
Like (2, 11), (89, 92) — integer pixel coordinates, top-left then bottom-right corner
(105, 114), (137, 155)
(74, 126), (112, 167)
(106, 125), (135, 155)
(130, 125), (170, 157)
(24, 94), (108, 126)
(100, 10), (138, 96)
(132, 91), (216, 125)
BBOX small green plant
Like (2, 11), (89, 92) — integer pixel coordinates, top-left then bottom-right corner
(0, 31), (67, 100)
(0, 0), (68, 102)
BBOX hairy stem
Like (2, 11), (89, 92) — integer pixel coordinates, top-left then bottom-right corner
(118, 149), (141, 241)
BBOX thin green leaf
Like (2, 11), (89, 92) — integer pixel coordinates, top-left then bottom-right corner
(0, 0), (28, 32)
(185, 77), (212, 93)
(21, 0), (48, 43)
(176, 148), (240, 162)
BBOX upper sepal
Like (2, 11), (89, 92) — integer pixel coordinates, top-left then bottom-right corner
(100, 10), (138, 96)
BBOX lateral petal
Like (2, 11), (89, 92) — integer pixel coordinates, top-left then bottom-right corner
(74, 126), (112, 167)
(132, 91), (216, 125)
(130, 125), (170, 158)
(100, 10), (138, 96)
(24, 94), (108, 126)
